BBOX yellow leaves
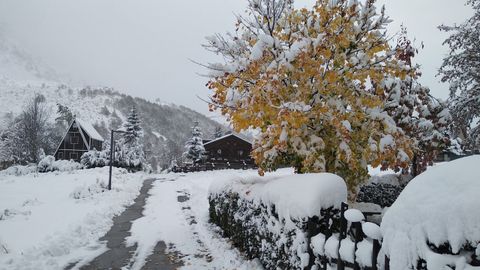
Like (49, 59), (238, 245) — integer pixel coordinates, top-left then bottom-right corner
(207, 0), (412, 195)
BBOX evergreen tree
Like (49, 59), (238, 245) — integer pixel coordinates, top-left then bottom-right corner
(438, 0), (480, 151)
(184, 121), (206, 163)
(123, 106), (143, 145)
(214, 126), (223, 138)
(55, 103), (74, 127)
(117, 106), (146, 171)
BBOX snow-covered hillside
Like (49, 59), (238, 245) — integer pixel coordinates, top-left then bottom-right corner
(0, 37), (225, 171)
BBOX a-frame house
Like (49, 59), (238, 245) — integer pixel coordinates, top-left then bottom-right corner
(54, 118), (104, 162)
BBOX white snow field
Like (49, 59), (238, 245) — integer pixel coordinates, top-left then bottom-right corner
(381, 155), (480, 270)
(126, 169), (297, 270)
(0, 167), (145, 270)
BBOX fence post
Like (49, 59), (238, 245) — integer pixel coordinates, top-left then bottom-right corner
(352, 221), (363, 270)
(372, 239), (380, 270)
(337, 202), (348, 270)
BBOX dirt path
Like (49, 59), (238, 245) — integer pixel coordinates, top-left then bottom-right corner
(74, 178), (181, 270)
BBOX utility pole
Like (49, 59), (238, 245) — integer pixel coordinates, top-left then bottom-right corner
(108, 129), (134, 191)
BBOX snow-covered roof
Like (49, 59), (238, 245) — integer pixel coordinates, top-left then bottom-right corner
(75, 118), (104, 142)
(203, 133), (252, 146)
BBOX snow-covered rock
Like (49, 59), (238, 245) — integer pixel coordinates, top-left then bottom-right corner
(381, 155), (480, 270)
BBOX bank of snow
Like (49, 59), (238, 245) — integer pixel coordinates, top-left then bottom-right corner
(381, 155), (480, 270)
(0, 167), (145, 270)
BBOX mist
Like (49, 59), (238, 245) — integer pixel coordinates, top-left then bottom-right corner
(0, 0), (473, 116)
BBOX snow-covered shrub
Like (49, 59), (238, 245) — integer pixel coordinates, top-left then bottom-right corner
(208, 173), (347, 269)
(70, 180), (108, 199)
(37, 155), (83, 173)
(0, 164), (38, 176)
(81, 150), (108, 168)
(37, 155), (55, 172)
(381, 156), (480, 269)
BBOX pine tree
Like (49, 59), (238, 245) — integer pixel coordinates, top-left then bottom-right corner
(214, 126), (223, 138)
(384, 27), (451, 176)
(117, 106), (146, 171)
(438, 0), (480, 151)
(123, 106), (143, 145)
(184, 121), (206, 163)
(204, 0), (414, 193)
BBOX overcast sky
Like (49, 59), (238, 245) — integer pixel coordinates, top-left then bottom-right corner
(0, 0), (473, 117)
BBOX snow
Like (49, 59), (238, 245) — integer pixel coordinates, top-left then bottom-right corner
(203, 133), (252, 146)
(381, 155), (480, 270)
(127, 170), (271, 270)
(344, 209), (365, 223)
(311, 233), (326, 256)
(0, 167), (145, 269)
(75, 118), (104, 142)
(209, 171), (347, 220)
(379, 134), (395, 152)
(324, 235), (339, 259)
(362, 222), (382, 240)
(356, 239), (373, 267)
(339, 238), (355, 263)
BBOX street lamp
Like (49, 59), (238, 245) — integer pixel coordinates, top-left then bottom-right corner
(108, 129), (134, 190)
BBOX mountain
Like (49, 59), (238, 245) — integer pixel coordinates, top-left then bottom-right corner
(0, 36), (226, 171)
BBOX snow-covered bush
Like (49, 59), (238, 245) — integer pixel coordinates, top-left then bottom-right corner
(70, 180), (108, 199)
(37, 155), (83, 173)
(208, 173), (347, 269)
(37, 155), (55, 172)
(81, 150), (108, 168)
(0, 164), (38, 176)
(381, 156), (480, 269)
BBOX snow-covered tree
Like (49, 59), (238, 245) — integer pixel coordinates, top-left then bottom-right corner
(383, 27), (451, 176)
(438, 0), (480, 151)
(213, 126), (224, 138)
(123, 106), (143, 145)
(204, 0), (413, 192)
(184, 121), (206, 163)
(80, 149), (108, 168)
(117, 106), (146, 171)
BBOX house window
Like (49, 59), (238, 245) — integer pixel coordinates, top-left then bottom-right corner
(57, 152), (64, 159)
(70, 136), (79, 144)
(70, 152), (78, 160)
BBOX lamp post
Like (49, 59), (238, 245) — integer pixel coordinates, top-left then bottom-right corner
(108, 129), (134, 190)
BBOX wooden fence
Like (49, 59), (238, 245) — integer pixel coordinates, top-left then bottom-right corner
(310, 202), (382, 270)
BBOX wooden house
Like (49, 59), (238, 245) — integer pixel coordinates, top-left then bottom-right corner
(54, 119), (104, 162)
(203, 133), (255, 169)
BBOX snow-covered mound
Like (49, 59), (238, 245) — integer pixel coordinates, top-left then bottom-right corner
(381, 155), (480, 269)
(209, 172), (347, 220)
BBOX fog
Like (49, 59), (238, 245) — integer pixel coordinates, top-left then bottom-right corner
(0, 0), (472, 116)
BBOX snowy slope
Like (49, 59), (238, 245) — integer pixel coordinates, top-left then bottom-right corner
(0, 36), (226, 171)
(0, 167), (145, 270)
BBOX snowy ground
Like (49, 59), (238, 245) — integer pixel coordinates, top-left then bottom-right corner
(0, 167), (145, 270)
(125, 169), (294, 270)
